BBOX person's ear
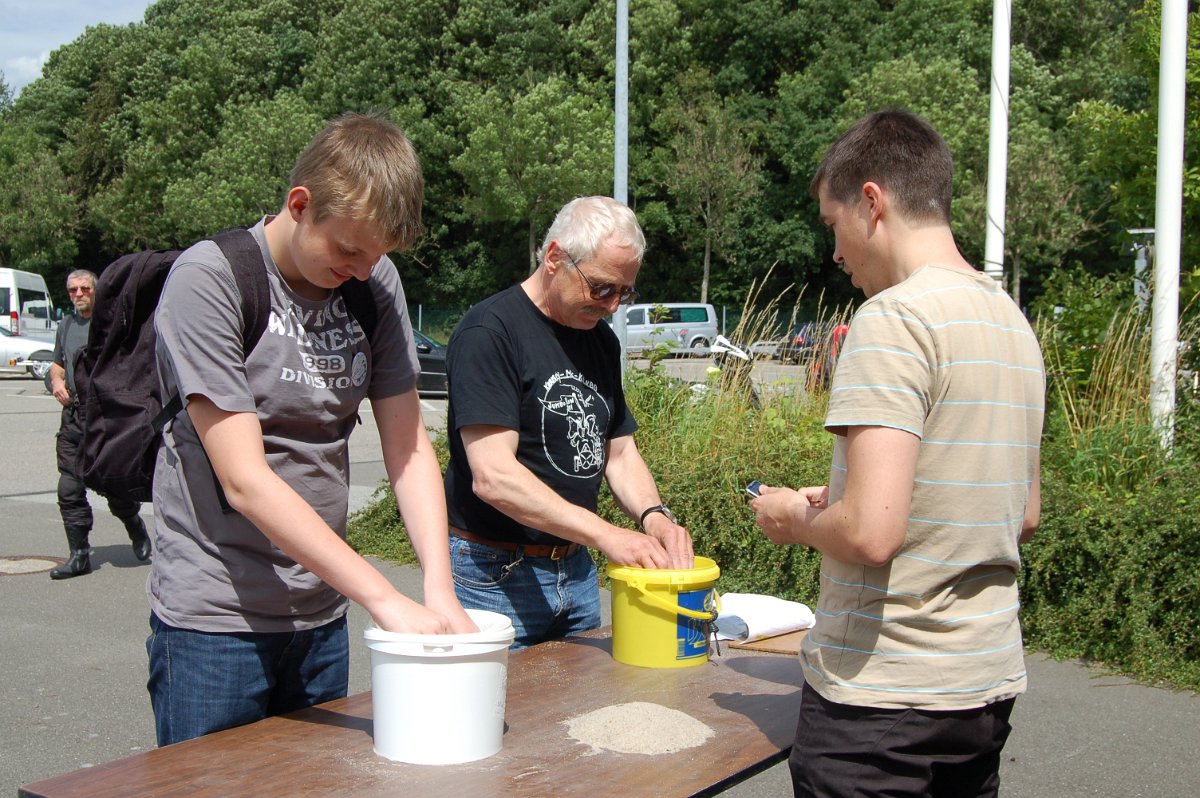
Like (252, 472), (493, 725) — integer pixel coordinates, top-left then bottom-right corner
(285, 186), (313, 223)
(543, 240), (565, 274)
(862, 182), (885, 228)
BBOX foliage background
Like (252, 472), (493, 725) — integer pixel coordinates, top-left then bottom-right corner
(5, 0), (1198, 689)
(2, 0), (1197, 321)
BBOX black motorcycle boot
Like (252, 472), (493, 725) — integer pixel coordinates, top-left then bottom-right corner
(124, 515), (151, 562)
(50, 525), (93, 580)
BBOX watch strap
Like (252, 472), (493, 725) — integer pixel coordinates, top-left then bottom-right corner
(638, 504), (675, 529)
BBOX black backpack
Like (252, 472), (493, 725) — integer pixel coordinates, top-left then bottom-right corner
(72, 229), (378, 504)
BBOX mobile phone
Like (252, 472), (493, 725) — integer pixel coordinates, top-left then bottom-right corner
(745, 480), (764, 498)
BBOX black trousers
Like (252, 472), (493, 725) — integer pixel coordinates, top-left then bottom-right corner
(56, 407), (140, 530)
(790, 681), (1015, 798)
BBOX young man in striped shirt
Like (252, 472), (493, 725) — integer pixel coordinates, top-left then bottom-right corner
(752, 109), (1044, 798)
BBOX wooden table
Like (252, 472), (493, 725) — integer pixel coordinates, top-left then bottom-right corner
(19, 630), (804, 798)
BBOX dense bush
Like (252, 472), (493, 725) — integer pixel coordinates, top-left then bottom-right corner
(1022, 453), (1200, 691)
(348, 289), (1200, 690)
(596, 367), (828, 601)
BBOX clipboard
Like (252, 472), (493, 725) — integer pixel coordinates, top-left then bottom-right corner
(728, 628), (808, 655)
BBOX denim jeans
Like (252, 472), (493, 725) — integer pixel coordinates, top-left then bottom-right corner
(146, 612), (349, 746)
(450, 533), (601, 649)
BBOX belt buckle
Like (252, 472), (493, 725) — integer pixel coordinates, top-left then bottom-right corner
(550, 544), (567, 561)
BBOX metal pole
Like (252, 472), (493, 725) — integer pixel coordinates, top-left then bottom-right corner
(983, 0), (1011, 284)
(614, 0), (629, 206)
(613, 0), (630, 374)
(1151, 0), (1186, 450)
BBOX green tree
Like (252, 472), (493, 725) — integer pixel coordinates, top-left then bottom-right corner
(652, 83), (762, 304)
(839, 54), (991, 264)
(1002, 48), (1098, 306)
(1072, 1), (1200, 271)
(86, 0), (324, 248)
(161, 92), (325, 240)
(0, 123), (78, 275)
(0, 0), (1157, 313)
(450, 76), (613, 274)
(0, 71), (12, 112)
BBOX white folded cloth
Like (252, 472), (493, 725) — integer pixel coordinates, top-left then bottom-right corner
(714, 593), (815, 642)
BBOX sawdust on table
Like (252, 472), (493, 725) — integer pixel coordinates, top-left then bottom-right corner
(564, 701), (714, 755)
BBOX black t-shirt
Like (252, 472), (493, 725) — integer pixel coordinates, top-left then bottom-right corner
(444, 285), (636, 545)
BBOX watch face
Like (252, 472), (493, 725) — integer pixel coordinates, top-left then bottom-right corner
(646, 506), (676, 525)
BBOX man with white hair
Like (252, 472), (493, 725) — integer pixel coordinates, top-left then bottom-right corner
(443, 196), (693, 648)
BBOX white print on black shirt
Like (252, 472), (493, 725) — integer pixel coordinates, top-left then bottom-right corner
(540, 370), (608, 478)
(267, 297), (368, 389)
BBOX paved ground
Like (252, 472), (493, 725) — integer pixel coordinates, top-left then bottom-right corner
(2, 372), (1199, 796)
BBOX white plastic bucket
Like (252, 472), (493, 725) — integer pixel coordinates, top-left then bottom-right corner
(364, 608), (516, 765)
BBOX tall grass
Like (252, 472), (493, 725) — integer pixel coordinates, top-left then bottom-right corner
(600, 279), (859, 598)
(1039, 308), (1167, 492)
(1021, 295), (1200, 691)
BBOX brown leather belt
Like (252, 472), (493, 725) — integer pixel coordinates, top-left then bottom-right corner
(451, 527), (582, 560)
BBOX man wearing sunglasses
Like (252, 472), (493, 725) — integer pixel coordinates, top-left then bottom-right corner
(47, 270), (151, 579)
(443, 195), (694, 648)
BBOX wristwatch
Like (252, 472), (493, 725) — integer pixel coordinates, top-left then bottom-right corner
(638, 504), (678, 530)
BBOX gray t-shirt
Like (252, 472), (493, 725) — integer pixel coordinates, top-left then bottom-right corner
(51, 312), (90, 395)
(149, 220), (420, 633)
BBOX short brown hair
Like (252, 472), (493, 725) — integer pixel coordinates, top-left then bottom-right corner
(810, 109), (953, 225)
(289, 112), (424, 251)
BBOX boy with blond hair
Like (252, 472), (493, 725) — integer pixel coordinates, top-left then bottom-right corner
(147, 112), (474, 745)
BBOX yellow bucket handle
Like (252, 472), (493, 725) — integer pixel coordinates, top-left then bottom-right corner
(625, 579), (720, 621)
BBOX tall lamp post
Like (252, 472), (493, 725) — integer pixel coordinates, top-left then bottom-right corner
(983, 0), (1011, 285)
(1151, 0), (1186, 450)
(613, 0), (630, 374)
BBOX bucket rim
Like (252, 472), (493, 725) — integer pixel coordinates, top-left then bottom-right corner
(363, 607), (515, 646)
(605, 555), (720, 585)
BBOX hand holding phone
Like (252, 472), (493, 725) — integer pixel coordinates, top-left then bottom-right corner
(745, 480), (764, 498)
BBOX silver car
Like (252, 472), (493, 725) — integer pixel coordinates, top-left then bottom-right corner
(619, 302), (720, 356)
(0, 327), (54, 379)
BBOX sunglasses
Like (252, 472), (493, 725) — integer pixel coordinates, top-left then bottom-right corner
(67, 286), (94, 295)
(563, 253), (639, 305)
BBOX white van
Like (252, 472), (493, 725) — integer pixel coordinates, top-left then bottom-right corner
(619, 302), (720, 356)
(0, 268), (58, 343)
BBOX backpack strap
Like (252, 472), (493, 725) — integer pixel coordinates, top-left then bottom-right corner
(153, 229), (269, 438)
(158, 229), (271, 514)
(212, 229), (271, 353)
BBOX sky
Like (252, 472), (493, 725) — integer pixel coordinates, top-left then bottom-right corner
(1, 0), (155, 95)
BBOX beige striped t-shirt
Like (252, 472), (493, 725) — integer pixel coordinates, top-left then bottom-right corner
(800, 263), (1045, 710)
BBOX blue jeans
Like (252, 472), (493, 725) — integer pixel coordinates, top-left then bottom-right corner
(146, 613), (349, 746)
(450, 533), (602, 649)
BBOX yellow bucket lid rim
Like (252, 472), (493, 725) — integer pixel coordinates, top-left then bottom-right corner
(606, 555), (720, 585)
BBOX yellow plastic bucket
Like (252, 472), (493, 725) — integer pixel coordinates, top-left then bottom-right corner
(605, 556), (720, 669)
